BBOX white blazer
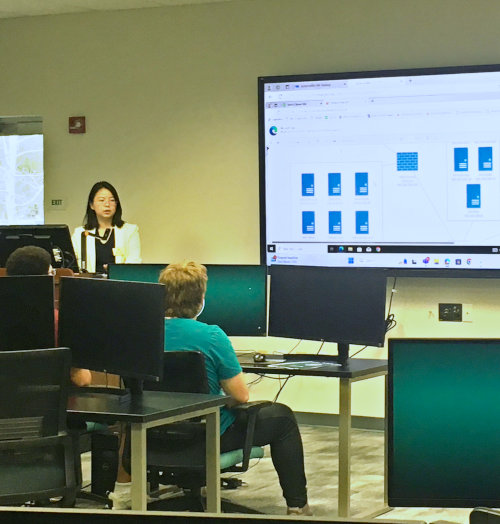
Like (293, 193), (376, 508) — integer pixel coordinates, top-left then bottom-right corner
(72, 223), (141, 273)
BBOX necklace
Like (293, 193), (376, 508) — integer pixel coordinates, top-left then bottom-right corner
(96, 228), (112, 243)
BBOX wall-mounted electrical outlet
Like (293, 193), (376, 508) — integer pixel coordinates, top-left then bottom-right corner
(463, 303), (473, 322)
(438, 303), (462, 322)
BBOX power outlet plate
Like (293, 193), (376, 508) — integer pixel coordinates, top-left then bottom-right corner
(438, 303), (462, 322)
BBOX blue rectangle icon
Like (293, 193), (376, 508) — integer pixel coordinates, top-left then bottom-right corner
(301, 173), (315, 196)
(467, 184), (481, 208)
(328, 173), (341, 196)
(397, 152), (418, 171)
(356, 211), (369, 234)
(329, 211), (342, 234)
(454, 147), (468, 171)
(302, 211), (315, 234)
(355, 172), (368, 195)
(478, 147), (493, 171)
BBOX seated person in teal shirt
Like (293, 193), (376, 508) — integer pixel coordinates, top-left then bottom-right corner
(160, 261), (311, 516)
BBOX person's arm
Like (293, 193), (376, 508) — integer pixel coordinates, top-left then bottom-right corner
(220, 372), (249, 406)
(70, 367), (92, 387)
(123, 224), (141, 263)
(71, 227), (82, 271)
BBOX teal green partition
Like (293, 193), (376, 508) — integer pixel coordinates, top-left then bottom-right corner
(389, 338), (500, 507)
(108, 263), (164, 284)
(108, 264), (267, 336)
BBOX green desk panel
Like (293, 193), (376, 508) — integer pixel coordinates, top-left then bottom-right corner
(108, 264), (267, 337)
(389, 338), (500, 507)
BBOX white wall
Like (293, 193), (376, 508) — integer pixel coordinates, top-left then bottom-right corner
(2, 0), (500, 417)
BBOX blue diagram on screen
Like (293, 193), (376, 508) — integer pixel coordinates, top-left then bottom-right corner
(355, 172), (368, 195)
(356, 211), (369, 234)
(302, 211), (315, 234)
(302, 173), (315, 196)
(478, 147), (493, 171)
(397, 152), (418, 171)
(454, 147), (469, 171)
(329, 211), (342, 234)
(466, 184), (481, 208)
(328, 173), (341, 196)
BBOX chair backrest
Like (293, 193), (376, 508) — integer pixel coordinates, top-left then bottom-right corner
(471, 508), (500, 524)
(0, 347), (71, 438)
(0, 347), (76, 505)
(144, 351), (209, 394)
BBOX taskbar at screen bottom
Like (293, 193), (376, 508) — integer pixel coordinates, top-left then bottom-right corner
(266, 249), (500, 270)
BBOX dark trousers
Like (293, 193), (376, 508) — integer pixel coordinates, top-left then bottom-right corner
(220, 402), (307, 508)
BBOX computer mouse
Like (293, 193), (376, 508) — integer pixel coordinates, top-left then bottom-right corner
(253, 352), (266, 363)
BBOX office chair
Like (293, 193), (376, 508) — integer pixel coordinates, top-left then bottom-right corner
(139, 350), (270, 513)
(0, 347), (78, 507)
(470, 508), (500, 524)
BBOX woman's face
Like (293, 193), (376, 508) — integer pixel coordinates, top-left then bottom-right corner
(91, 187), (117, 223)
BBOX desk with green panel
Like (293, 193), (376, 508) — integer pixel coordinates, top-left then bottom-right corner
(389, 338), (500, 509)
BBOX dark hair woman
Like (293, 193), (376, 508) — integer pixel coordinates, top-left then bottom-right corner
(71, 181), (141, 273)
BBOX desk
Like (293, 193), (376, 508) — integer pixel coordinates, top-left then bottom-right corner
(239, 356), (388, 518)
(68, 390), (229, 512)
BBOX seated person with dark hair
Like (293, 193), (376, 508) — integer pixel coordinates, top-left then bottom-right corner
(5, 245), (92, 387)
(6, 245), (55, 275)
(159, 261), (311, 515)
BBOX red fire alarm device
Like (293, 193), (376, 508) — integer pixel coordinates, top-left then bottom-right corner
(69, 116), (86, 134)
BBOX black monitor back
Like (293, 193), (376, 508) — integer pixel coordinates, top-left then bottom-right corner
(58, 277), (165, 382)
(269, 265), (387, 347)
(0, 275), (55, 351)
(0, 224), (78, 272)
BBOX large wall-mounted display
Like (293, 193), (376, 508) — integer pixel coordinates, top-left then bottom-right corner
(259, 64), (500, 272)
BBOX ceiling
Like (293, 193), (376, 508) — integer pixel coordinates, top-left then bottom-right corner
(0, 0), (233, 19)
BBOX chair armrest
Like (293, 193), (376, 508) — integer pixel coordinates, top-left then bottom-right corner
(0, 434), (68, 451)
(231, 400), (272, 414)
(470, 508), (500, 524)
(228, 400), (272, 471)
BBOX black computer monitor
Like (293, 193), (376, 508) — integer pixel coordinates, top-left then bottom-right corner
(0, 275), (55, 350)
(107, 263), (164, 284)
(108, 263), (267, 336)
(199, 265), (267, 336)
(0, 224), (78, 272)
(58, 277), (165, 383)
(269, 265), (387, 350)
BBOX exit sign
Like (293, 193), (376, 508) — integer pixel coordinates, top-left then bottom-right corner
(50, 198), (66, 210)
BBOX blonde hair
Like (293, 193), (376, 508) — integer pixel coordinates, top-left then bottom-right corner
(159, 261), (208, 318)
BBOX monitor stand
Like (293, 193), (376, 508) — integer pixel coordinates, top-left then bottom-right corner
(74, 378), (144, 400)
(123, 377), (144, 396)
(73, 385), (131, 403)
(337, 343), (349, 366)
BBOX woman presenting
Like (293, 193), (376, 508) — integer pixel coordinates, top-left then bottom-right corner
(72, 181), (141, 273)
